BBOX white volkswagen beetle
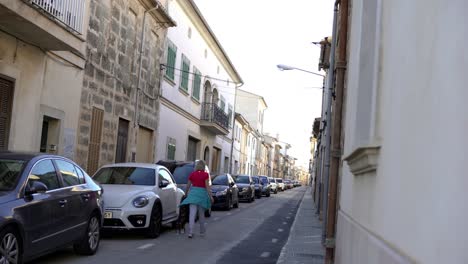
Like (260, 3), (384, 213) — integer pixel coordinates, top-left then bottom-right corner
(92, 163), (185, 238)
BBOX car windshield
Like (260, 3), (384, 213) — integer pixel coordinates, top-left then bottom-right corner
(260, 177), (268, 184)
(93, 167), (155, 186)
(172, 164), (194, 184)
(252, 177), (260, 184)
(234, 175), (250, 184)
(277, 179), (283, 183)
(212, 175), (228, 185)
(0, 159), (25, 191)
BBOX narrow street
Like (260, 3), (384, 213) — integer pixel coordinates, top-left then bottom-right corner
(32, 187), (306, 264)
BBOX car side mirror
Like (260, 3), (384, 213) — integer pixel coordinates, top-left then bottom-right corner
(25, 181), (48, 196)
(159, 179), (170, 188)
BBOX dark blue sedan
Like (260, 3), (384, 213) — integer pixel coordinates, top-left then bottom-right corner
(0, 152), (103, 263)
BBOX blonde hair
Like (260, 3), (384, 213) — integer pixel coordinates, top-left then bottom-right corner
(194, 160), (206, 171)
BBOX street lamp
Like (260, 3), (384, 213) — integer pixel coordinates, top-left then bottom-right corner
(276, 64), (325, 77)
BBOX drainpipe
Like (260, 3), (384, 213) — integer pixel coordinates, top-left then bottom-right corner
(325, 0), (348, 261)
(321, 0), (339, 245)
(134, 4), (160, 129)
(229, 82), (244, 174)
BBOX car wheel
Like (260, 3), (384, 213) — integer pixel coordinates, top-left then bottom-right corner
(0, 226), (22, 264)
(74, 213), (100, 255)
(146, 204), (162, 238)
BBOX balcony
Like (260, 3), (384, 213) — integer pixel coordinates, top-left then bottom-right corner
(0, 0), (86, 55)
(200, 103), (229, 135)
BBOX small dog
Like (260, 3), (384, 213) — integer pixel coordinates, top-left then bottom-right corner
(175, 204), (189, 234)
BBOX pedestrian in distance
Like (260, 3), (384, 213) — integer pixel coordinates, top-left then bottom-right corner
(179, 160), (214, 238)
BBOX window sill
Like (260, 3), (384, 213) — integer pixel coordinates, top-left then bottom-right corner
(191, 97), (201, 105)
(178, 87), (189, 96)
(344, 145), (380, 176)
(164, 75), (176, 86)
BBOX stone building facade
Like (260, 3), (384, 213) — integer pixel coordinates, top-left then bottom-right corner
(76, 0), (175, 173)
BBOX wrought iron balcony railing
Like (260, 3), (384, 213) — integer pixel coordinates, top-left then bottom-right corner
(201, 103), (229, 131)
(28, 0), (84, 34)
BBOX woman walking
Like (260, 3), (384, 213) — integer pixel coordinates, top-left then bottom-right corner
(180, 160), (214, 238)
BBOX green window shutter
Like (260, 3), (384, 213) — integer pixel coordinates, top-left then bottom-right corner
(167, 137), (176, 160)
(165, 41), (177, 80)
(191, 68), (201, 101)
(180, 55), (190, 90)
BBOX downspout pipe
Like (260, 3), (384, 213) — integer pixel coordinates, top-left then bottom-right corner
(325, 0), (348, 261)
(134, 4), (160, 128)
(321, 0), (339, 245)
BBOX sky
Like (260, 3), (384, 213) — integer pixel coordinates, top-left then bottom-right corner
(194, 0), (334, 168)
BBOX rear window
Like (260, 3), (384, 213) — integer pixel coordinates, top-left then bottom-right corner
(172, 164), (194, 184)
(234, 175), (250, 184)
(93, 167), (155, 186)
(212, 175), (228, 185)
(0, 159), (25, 191)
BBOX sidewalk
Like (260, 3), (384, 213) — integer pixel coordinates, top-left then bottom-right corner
(277, 186), (325, 264)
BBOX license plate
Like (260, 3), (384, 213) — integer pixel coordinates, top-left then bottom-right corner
(104, 211), (113, 219)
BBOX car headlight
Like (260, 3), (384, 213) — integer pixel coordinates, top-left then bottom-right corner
(216, 189), (227, 196)
(132, 196), (149, 208)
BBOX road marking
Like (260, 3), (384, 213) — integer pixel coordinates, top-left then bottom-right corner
(272, 238), (278, 243)
(260, 252), (271, 258)
(137, 243), (155, 250)
(277, 228), (284, 232)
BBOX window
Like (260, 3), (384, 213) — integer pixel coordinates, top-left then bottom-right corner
(74, 166), (86, 183)
(220, 97), (225, 112)
(165, 40), (177, 81)
(55, 160), (80, 187)
(93, 167), (155, 186)
(180, 54), (190, 91)
(167, 137), (176, 160)
(191, 67), (201, 101)
(28, 160), (60, 191)
(0, 159), (25, 191)
(159, 169), (174, 185)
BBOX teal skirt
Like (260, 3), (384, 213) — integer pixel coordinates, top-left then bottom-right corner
(180, 187), (211, 210)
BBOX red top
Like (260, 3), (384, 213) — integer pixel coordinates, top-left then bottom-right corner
(189, 170), (209, 188)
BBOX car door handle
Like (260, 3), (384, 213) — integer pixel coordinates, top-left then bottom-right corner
(59, 199), (68, 207)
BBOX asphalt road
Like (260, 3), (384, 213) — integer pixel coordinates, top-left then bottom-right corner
(31, 187), (306, 264)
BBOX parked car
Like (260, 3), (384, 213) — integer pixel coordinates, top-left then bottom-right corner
(232, 174), (255, 202)
(284, 179), (293, 189)
(268, 177), (278, 194)
(156, 160), (212, 217)
(276, 178), (285, 191)
(258, 176), (272, 197)
(0, 152), (103, 263)
(93, 163), (185, 238)
(252, 176), (262, 199)
(211, 174), (239, 210)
